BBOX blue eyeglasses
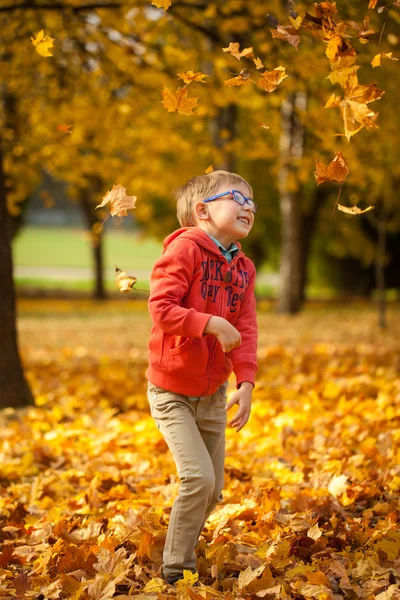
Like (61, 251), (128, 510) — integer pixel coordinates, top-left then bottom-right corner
(203, 190), (257, 213)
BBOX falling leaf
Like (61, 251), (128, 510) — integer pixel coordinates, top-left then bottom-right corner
(253, 57), (265, 70)
(222, 42), (254, 61)
(325, 94), (341, 108)
(258, 66), (288, 92)
(371, 52), (398, 67)
(205, 165), (213, 173)
(270, 25), (301, 50)
(57, 124), (73, 134)
(338, 204), (375, 215)
(31, 29), (55, 57)
(115, 267), (137, 293)
(177, 70), (207, 84)
(151, 0), (171, 10)
(162, 85), (198, 115)
(314, 151), (349, 185)
(368, 0), (379, 8)
(289, 14), (303, 29)
(326, 73), (384, 141)
(260, 122), (270, 129)
(224, 69), (253, 87)
(95, 185), (137, 217)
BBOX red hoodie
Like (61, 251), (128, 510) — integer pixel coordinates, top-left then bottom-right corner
(145, 227), (258, 396)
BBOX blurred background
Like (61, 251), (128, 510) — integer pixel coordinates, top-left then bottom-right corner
(2, 1), (400, 308)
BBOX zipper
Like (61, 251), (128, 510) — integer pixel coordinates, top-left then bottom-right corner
(201, 254), (241, 396)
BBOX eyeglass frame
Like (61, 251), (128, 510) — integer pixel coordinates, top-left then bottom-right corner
(203, 189), (257, 213)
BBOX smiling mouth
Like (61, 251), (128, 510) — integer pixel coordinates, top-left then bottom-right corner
(238, 217), (250, 225)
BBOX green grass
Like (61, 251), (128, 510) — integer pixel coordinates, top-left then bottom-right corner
(13, 226), (163, 270)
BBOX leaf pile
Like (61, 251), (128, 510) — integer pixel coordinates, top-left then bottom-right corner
(1, 302), (400, 598)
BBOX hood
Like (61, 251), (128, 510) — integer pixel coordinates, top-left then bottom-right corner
(163, 227), (243, 255)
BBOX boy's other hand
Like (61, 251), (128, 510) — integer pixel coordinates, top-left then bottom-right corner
(225, 382), (253, 432)
(205, 316), (241, 352)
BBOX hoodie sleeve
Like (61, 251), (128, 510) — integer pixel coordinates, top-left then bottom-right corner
(230, 262), (258, 388)
(148, 238), (212, 338)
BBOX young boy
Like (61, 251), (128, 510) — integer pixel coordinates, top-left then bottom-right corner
(146, 170), (258, 585)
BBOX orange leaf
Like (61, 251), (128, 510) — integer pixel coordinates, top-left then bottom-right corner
(253, 57), (264, 70)
(151, 0), (171, 10)
(222, 42), (254, 61)
(314, 151), (349, 185)
(258, 66), (288, 92)
(96, 184), (137, 217)
(177, 70), (207, 84)
(270, 25), (301, 50)
(224, 69), (252, 87)
(57, 124), (73, 134)
(162, 85), (198, 115)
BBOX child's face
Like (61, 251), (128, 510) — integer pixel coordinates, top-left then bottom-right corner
(196, 180), (255, 247)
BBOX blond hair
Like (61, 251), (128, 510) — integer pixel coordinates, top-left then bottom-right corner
(174, 170), (253, 227)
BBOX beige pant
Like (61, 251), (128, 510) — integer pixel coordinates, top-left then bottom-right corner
(146, 380), (228, 580)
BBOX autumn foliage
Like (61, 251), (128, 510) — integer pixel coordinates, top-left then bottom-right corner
(1, 301), (399, 599)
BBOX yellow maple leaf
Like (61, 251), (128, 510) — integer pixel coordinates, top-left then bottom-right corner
(258, 66), (288, 92)
(222, 42), (254, 61)
(162, 85), (198, 115)
(96, 184), (137, 217)
(177, 70), (207, 84)
(371, 52), (399, 67)
(337, 204), (375, 215)
(175, 569), (199, 587)
(31, 29), (55, 57)
(143, 577), (165, 592)
(151, 0), (171, 10)
(205, 165), (214, 173)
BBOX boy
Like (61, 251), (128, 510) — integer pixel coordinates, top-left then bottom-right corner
(146, 170), (258, 585)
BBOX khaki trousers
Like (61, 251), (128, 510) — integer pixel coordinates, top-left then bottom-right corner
(146, 380), (228, 580)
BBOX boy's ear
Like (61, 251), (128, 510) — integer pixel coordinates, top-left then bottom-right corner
(194, 201), (209, 220)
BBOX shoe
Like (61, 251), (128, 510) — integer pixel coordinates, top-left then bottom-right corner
(161, 568), (199, 586)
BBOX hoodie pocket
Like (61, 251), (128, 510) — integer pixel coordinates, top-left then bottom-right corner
(169, 336), (193, 355)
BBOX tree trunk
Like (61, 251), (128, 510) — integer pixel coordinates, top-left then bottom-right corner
(375, 213), (387, 329)
(299, 185), (328, 303)
(210, 103), (237, 172)
(79, 189), (106, 300)
(0, 137), (34, 408)
(277, 91), (306, 313)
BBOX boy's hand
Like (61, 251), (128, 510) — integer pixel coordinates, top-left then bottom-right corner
(225, 382), (253, 432)
(205, 316), (241, 353)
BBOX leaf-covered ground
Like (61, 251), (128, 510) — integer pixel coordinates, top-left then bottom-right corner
(1, 300), (400, 599)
